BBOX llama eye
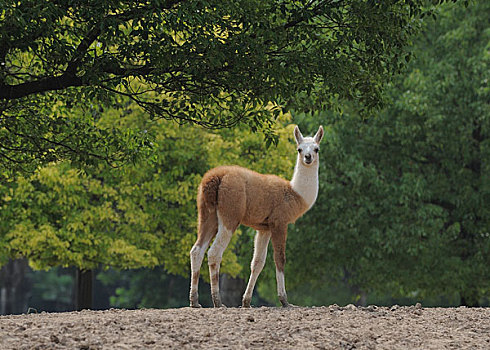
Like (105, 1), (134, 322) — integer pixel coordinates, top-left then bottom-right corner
(314, 148), (319, 153)
(297, 148), (302, 153)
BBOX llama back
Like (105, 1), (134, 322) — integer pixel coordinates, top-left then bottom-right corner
(198, 165), (308, 229)
(198, 165), (243, 213)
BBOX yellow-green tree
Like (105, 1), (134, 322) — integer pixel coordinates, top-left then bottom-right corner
(1, 102), (295, 283)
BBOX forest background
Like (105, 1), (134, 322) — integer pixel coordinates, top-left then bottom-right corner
(0, 0), (488, 314)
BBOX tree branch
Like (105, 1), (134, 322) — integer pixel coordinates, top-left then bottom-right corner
(0, 73), (84, 100)
(0, 0), (185, 101)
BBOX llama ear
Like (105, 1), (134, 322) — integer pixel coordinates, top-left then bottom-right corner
(294, 126), (304, 145)
(314, 126), (324, 144)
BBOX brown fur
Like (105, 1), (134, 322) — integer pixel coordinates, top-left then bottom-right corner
(192, 165), (308, 307)
(197, 165), (308, 237)
(191, 126), (323, 308)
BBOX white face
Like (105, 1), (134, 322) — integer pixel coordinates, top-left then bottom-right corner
(297, 137), (320, 166)
(294, 126), (324, 167)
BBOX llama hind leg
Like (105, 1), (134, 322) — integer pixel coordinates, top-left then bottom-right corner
(242, 230), (271, 308)
(189, 241), (211, 308)
(207, 213), (235, 308)
(189, 216), (217, 308)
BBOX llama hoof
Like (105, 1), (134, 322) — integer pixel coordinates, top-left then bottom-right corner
(211, 291), (226, 308)
(279, 296), (296, 308)
(212, 296), (223, 308)
(213, 301), (227, 308)
(190, 302), (202, 308)
(242, 300), (251, 308)
(190, 293), (201, 308)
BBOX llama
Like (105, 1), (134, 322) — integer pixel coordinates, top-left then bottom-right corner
(189, 125), (324, 308)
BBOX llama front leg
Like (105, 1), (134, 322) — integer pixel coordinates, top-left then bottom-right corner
(242, 230), (271, 308)
(271, 226), (290, 307)
(207, 217), (234, 307)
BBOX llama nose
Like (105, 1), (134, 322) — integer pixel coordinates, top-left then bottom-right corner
(305, 154), (311, 160)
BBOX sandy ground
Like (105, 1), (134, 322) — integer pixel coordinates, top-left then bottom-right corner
(0, 305), (488, 349)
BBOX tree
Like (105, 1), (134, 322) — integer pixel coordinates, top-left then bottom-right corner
(0, 0), (431, 170)
(280, 1), (489, 306)
(0, 259), (30, 314)
(0, 98), (295, 308)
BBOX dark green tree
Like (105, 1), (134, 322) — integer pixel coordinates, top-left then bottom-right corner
(1, 0), (431, 171)
(281, 1), (489, 306)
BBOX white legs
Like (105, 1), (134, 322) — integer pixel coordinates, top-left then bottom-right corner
(189, 240), (211, 307)
(276, 268), (287, 305)
(207, 215), (234, 307)
(192, 221), (283, 308)
(242, 230), (271, 307)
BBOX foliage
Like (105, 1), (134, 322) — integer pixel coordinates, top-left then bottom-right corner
(0, 93), (153, 174)
(4, 162), (160, 270)
(0, 101), (295, 280)
(1, 0), (480, 309)
(281, 1), (489, 306)
(0, 0), (432, 170)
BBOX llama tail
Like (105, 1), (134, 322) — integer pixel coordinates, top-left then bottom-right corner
(195, 172), (222, 244)
(198, 173), (222, 213)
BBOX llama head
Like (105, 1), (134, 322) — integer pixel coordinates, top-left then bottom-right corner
(294, 126), (324, 166)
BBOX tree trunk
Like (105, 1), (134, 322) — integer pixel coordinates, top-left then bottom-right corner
(0, 259), (30, 315)
(460, 290), (479, 307)
(76, 269), (93, 310)
(220, 274), (246, 307)
(355, 291), (368, 307)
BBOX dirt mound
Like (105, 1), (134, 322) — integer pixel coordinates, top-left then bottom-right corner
(0, 305), (488, 349)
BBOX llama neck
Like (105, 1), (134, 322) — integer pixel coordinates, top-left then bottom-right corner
(290, 157), (319, 210)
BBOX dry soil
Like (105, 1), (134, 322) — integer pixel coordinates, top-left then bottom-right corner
(0, 304), (488, 349)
